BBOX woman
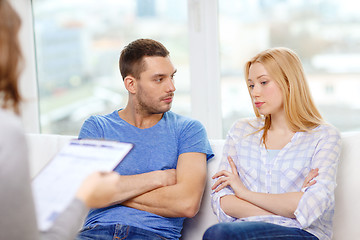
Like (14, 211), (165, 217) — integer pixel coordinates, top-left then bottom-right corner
(0, 1), (124, 239)
(203, 47), (341, 240)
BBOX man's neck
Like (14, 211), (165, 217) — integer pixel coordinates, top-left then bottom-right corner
(118, 107), (163, 129)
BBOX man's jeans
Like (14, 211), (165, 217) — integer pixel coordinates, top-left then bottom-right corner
(203, 222), (319, 240)
(76, 224), (168, 240)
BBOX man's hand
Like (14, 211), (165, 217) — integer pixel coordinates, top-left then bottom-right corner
(155, 169), (176, 187)
(121, 152), (207, 218)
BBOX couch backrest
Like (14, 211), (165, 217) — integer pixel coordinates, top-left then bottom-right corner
(333, 132), (360, 239)
(26, 133), (360, 240)
(26, 133), (76, 177)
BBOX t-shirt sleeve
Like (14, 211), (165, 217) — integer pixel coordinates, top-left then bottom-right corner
(294, 126), (341, 228)
(178, 119), (214, 161)
(78, 116), (103, 139)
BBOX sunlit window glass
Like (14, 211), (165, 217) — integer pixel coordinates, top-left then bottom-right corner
(32, 0), (189, 135)
(219, 0), (360, 136)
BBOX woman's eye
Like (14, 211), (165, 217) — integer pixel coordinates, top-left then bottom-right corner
(261, 81), (267, 85)
(248, 84), (254, 89)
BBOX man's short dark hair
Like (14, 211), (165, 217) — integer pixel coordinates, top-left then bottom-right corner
(119, 39), (170, 80)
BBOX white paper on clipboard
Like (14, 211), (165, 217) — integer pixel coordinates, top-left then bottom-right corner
(31, 139), (133, 231)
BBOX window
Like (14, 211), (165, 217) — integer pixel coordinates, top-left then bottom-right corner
(219, 0), (360, 136)
(32, 0), (360, 137)
(32, 0), (189, 135)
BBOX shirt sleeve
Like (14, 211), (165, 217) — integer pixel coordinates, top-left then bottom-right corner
(78, 116), (103, 139)
(294, 125), (341, 228)
(210, 125), (239, 222)
(178, 119), (214, 161)
(40, 198), (89, 240)
(0, 117), (40, 240)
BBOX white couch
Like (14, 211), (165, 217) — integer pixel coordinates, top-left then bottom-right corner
(26, 133), (360, 240)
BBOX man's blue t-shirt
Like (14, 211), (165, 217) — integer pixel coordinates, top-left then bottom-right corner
(78, 110), (214, 239)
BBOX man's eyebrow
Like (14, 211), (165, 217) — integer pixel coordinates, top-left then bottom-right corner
(152, 73), (166, 77)
(152, 69), (177, 78)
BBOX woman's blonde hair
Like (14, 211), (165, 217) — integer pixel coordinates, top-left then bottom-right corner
(244, 47), (323, 144)
(0, 0), (22, 114)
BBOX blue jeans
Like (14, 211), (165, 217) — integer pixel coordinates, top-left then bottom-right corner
(76, 224), (168, 240)
(203, 222), (319, 240)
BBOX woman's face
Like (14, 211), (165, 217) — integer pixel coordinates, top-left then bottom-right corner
(247, 62), (284, 117)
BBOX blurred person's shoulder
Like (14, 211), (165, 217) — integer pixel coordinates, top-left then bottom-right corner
(0, 109), (23, 140)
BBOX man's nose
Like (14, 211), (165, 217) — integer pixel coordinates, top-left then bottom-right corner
(167, 78), (176, 92)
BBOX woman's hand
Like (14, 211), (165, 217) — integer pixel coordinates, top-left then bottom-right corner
(301, 168), (319, 190)
(211, 156), (249, 198)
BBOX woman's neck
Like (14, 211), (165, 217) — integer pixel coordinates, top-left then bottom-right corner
(268, 112), (291, 133)
(265, 113), (295, 150)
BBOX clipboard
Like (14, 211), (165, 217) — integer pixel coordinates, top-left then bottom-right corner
(31, 138), (133, 231)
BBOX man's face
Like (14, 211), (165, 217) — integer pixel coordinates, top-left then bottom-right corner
(135, 56), (177, 115)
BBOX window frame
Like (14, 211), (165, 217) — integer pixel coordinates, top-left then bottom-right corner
(16, 0), (40, 133)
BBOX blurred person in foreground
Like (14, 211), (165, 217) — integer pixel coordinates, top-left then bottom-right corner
(0, 1), (136, 239)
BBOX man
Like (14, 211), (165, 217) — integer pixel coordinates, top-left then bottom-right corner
(76, 39), (214, 240)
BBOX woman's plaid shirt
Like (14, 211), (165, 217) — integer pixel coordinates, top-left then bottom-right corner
(211, 118), (341, 240)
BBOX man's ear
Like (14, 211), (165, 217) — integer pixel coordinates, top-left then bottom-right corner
(123, 76), (136, 94)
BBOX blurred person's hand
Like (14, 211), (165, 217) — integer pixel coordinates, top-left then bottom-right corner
(76, 171), (122, 208)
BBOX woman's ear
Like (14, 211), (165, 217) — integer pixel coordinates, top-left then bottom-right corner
(123, 76), (136, 94)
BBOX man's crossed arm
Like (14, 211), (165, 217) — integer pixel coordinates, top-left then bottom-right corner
(112, 152), (207, 218)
